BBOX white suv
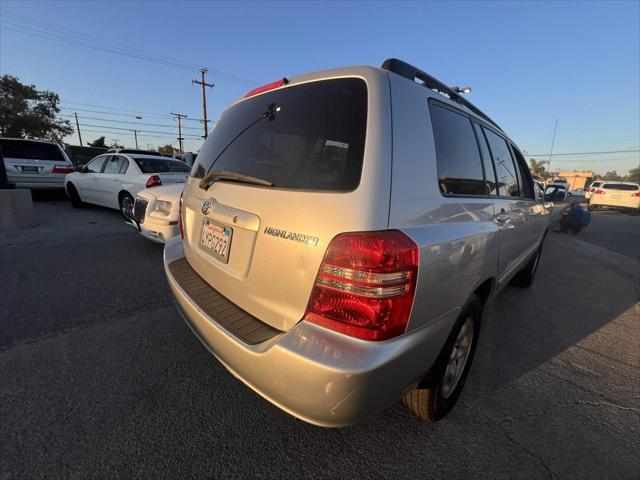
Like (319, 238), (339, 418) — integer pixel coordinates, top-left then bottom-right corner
(1, 138), (74, 189)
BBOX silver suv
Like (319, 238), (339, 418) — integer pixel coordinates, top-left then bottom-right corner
(164, 59), (550, 427)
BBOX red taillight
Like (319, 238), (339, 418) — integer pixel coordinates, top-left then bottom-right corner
(304, 230), (419, 341)
(52, 165), (74, 174)
(633, 191), (640, 197)
(594, 189), (605, 194)
(146, 175), (162, 188)
(244, 78), (289, 98)
(178, 192), (184, 239)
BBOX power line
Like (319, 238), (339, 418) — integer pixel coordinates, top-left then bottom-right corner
(76, 122), (202, 138)
(525, 149), (640, 157)
(60, 104), (205, 123)
(1, 11), (255, 84)
(59, 113), (202, 131)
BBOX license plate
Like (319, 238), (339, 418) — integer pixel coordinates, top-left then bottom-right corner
(199, 219), (232, 263)
(610, 195), (622, 199)
(21, 166), (38, 173)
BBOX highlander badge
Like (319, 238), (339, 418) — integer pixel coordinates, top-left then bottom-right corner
(263, 226), (319, 246)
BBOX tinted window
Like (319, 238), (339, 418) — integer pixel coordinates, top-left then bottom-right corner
(0, 139), (64, 161)
(103, 155), (126, 174)
(133, 157), (191, 173)
(510, 145), (534, 199)
(473, 123), (498, 195)
(603, 183), (638, 191)
(86, 155), (107, 173)
(484, 129), (519, 197)
(119, 158), (129, 174)
(193, 78), (368, 191)
(430, 104), (486, 195)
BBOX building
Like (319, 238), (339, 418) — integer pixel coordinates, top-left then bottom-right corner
(556, 171), (594, 190)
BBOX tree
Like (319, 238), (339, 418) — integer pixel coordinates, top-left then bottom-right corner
(625, 166), (640, 184)
(528, 158), (548, 179)
(603, 170), (621, 181)
(0, 74), (73, 142)
(88, 136), (107, 148)
(157, 144), (174, 156)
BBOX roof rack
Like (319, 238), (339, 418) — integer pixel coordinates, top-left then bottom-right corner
(381, 58), (504, 133)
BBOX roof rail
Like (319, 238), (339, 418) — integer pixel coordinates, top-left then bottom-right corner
(381, 58), (504, 133)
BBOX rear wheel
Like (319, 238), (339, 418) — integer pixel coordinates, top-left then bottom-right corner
(403, 296), (481, 422)
(119, 192), (135, 221)
(588, 203), (597, 211)
(66, 183), (84, 208)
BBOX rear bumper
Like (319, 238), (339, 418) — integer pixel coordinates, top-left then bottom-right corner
(590, 197), (640, 209)
(164, 239), (458, 427)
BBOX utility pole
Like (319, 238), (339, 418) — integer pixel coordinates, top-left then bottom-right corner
(547, 120), (558, 179)
(132, 130), (139, 149)
(111, 138), (119, 148)
(74, 112), (83, 146)
(192, 68), (214, 139)
(171, 113), (187, 153)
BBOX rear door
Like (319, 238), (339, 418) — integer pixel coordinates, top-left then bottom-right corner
(180, 76), (391, 332)
(481, 127), (536, 285)
(0, 139), (70, 187)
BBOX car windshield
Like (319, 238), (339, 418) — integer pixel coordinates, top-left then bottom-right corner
(132, 157), (191, 173)
(0, 139), (64, 161)
(192, 78), (368, 191)
(603, 183), (639, 191)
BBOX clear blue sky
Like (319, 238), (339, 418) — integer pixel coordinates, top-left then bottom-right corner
(1, 0), (638, 174)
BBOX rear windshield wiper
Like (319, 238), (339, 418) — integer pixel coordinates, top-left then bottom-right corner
(199, 170), (274, 191)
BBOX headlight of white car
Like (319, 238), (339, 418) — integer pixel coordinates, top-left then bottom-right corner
(156, 200), (173, 216)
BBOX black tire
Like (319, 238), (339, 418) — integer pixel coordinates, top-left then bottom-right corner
(66, 183), (84, 208)
(510, 240), (544, 288)
(118, 192), (135, 220)
(403, 295), (482, 422)
(588, 203), (597, 211)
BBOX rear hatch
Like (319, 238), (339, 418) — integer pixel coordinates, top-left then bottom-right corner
(1, 139), (71, 184)
(181, 72), (392, 331)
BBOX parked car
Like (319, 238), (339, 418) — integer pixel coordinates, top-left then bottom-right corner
(133, 183), (183, 243)
(107, 148), (164, 156)
(64, 153), (190, 219)
(585, 180), (603, 200)
(588, 182), (640, 212)
(0, 138), (74, 189)
(163, 59), (550, 427)
(544, 183), (568, 202)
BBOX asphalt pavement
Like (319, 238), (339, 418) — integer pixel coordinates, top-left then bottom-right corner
(1, 194), (639, 479)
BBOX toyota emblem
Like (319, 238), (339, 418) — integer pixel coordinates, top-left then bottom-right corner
(202, 199), (212, 215)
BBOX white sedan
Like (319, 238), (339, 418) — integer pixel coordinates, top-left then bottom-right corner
(64, 153), (190, 219)
(132, 183), (183, 243)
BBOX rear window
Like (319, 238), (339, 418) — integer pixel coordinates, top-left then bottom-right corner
(0, 139), (64, 161)
(603, 183), (638, 191)
(133, 157), (191, 173)
(193, 78), (368, 191)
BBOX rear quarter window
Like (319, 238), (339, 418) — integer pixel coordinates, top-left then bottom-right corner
(0, 139), (64, 161)
(192, 78), (367, 191)
(134, 158), (191, 173)
(429, 103), (486, 196)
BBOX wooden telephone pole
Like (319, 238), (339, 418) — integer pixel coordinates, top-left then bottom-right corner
(192, 68), (214, 139)
(171, 113), (187, 153)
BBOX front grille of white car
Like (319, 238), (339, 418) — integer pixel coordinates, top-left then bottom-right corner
(134, 199), (148, 224)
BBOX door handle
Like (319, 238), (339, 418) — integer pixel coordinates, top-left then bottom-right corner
(113, 178), (120, 181)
